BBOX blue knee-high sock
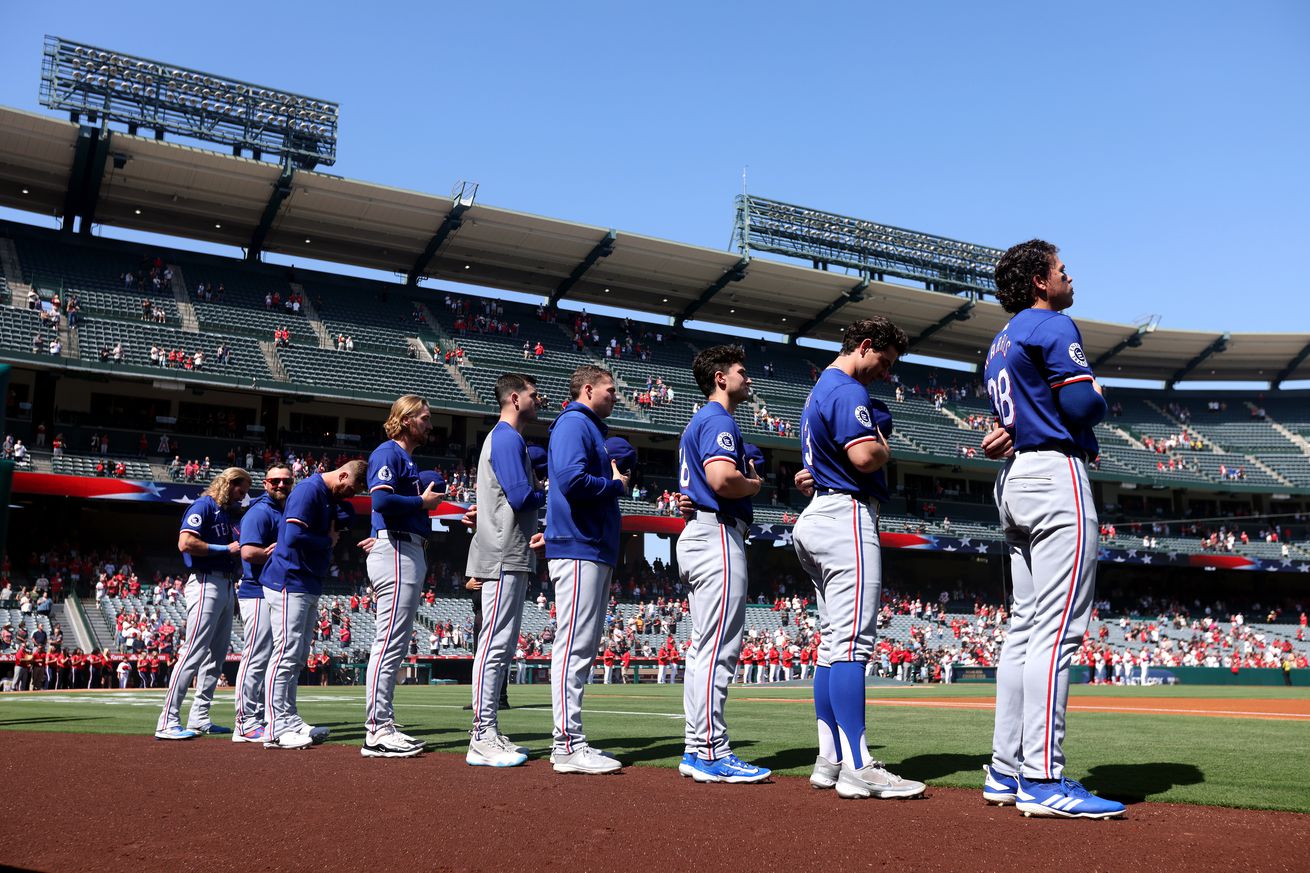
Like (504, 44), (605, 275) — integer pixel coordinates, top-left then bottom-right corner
(829, 661), (869, 770)
(814, 665), (840, 763)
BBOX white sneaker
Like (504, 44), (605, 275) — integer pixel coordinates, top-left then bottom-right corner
(391, 727), (425, 747)
(810, 756), (841, 790)
(362, 728), (423, 758)
(297, 724), (331, 745)
(835, 761), (926, 800)
(493, 733), (530, 757)
(467, 734), (528, 767)
(552, 745), (622, 775)
(264, 731), (313, 750)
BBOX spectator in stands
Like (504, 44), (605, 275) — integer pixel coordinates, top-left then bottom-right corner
(13, 440), (28, 466)
(112, 342), (123, 363)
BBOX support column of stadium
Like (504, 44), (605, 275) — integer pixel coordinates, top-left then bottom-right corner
(1272, 341), (1310, 390)
(407, 201), (471, 286)
(547, 230), (616, 307)
(167, 264), (199, 332)
(674, 256), (749, 329)
(1166, 333), (1230, 388)
(788, 276), (868, 341)
(59, 125), (112, 234)
(905, 301), (974, 354)
(246, 163), (295, 262)
(1091, 325), (1151, 370)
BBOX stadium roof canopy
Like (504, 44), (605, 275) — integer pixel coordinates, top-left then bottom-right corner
(1, 105), (1306, 385)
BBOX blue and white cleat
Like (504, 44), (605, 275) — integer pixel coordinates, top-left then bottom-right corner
(678, 753), (696, 777)
(689, 754), (772, 784)
(982, 765), (1019, 805)
(154, 726), (200, 741)
(232, 725), (266, 744)
(1015, 776), (1126, 819)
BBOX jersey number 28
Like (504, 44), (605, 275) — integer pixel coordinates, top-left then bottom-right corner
(987, 368), (1016, 427)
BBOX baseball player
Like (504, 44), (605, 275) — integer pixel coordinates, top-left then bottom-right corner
(675, 344), (771, 784)
(154, 468), (250, 740)
(362, 395), (444, 757)
(232, 463), (292, 743)
(466, 373), (546, 768)
(793, 317), (924, 800)
(262, 460), (366, 750)
(546, 365), (628, 775)
(981, 240), (1124, 819)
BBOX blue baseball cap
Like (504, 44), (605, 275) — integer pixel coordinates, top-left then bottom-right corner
(333, 501), (356, 530)
(604, 436), (637, 475)
(743, 443), (765, 469)
(527, 445), (548, 479)
(419, 470), (447, 493)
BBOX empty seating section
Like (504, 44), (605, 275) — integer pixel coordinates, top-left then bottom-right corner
(310, 279), (435, 353)
(52, 455), (152, 479)
(275, 344), (480, 409)
(9, 233), (179, 323)
(182, 260), (303, 338)
(1, 305), (57, 354)
(75, 319), (269, 382)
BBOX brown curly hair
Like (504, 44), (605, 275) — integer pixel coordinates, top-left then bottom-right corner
(995, 239), (1058, 314)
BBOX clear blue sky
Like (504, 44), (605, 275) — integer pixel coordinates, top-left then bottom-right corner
(2, 2), (1307, 362)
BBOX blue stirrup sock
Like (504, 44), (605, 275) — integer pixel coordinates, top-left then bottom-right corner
(814, 664), (840, 764)
(829, 661), (870, 770)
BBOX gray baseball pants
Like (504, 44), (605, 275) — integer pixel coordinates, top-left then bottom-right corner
(793, 494), (880, 667)
(991, 451), (1098, 781)
(234, 595), (272, 733)
(157, 573), (233, 733)
(549, 558), (612, 755)
(364, 536), (427, 734)
(470, 571), (529, 740)
(678, 516), (748, 761)
(264, 587), (319, 742)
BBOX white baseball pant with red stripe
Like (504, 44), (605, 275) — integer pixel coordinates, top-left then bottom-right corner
(364, 537), (426, 734)
(991, 450), (1098, 781)
(548, 558), (612, 755)
(264, 588), (318, 742)
(234, 594), (273, 734)
(470, 571), (530, 740)
(678, 516), (748, 761)
(156, 573), (233, 733)
(793, 494), (880, 669)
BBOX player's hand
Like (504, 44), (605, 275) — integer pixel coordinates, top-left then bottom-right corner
(675, 492), (696, 520)
(262, 543), (276, 559)
(461, 504), (477, 528)
(419, 482), (442, 511)
(226, 541), (241, 554)
(611, 460), (631, 491)
(981, 426), (1015, 460)
(529, 532), (546, 558)
(794, 468), (815, 497)
(745, 460), (763, 496)
(356, 537), (377, 554)
(465, 577), (484, 591)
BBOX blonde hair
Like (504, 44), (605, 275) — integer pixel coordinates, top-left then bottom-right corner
(383, 394), (429, 439)
(205, 467), (252, 506)
(342, 459), (368, 488)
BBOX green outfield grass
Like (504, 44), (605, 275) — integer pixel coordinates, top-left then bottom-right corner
(2, 682), (1307, 813)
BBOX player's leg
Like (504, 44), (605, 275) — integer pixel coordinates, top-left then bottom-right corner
(263, 587), (290, 743)
(1016, 455), (1098, 781)
(794, 503), (840, 774)
(991, 458), (1035, 786)
(470, 571), (528, 742)
(677, 521), (713, 761)
(550, 559), (616, 768)
(155, 574), (215, 735)
(188, 582), (233, 731)
(234, 596), (272, 737)
(364, 539), (426, 745)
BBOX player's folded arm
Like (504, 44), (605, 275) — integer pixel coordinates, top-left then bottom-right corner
(1053, 380), (1107, 428)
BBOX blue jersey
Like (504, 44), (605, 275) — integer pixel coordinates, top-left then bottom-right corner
(545, 402), (624, 566)
(261, 474), (334, 596)
(800, 368), (893, 503)
(237, 493), (283, 598)
(179, 494), (236, 574)
(367, 439), (427, 537)
(983, 309), (1099, 457)
(678, 401), (753, 524)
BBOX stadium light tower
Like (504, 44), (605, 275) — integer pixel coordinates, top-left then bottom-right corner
(39, 35), (339, 169)
(733, 195), (1004, 297)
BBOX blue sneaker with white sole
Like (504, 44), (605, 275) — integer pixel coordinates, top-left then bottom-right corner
(191, 724), (233, 735)
(1015, 775), (1126, 819)
(689, 754), (771, 784)
(982, 765), (1019, 804)
(678, 753), (696, 777)
(154, 726), (199, 741)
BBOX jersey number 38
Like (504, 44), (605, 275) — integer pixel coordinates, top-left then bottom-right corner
(987, 368), (1016, 427)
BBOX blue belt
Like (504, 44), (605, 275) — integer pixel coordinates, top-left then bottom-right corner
(379, 529), (426, 545)
(691, 510), (749, 535)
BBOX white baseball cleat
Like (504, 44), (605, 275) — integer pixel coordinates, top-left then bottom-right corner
(361, 728), (423, 758)
(297, 724), (331, 745)
(264, 731), (313, 750)
(492, 733), (530, 757)
(467, 734), (528, 768)
(835, 761), (926, 800)
(810, 756), (841, 790)
(552, 745), (623, 775)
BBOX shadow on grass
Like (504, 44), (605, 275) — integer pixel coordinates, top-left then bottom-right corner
(1080, 762), (1204, 804)
(894, 752), (993, 782)
(753, 742), (887, 773)
(0, 715), (105, 728)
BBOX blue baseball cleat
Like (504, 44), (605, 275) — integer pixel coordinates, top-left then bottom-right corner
(1016, 776), (1126, 819)
(982, 765), (1019, 804)
(191, 724), (233, 735)
(689, 754), (771, 784)
(154, 726), (200, 741)
(678, 753), (696, 777)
